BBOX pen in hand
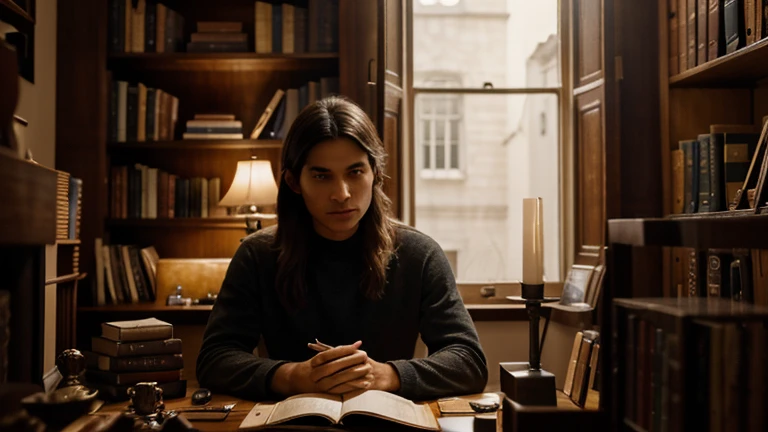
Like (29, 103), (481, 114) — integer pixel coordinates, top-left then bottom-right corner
(307, 339), (334, 352)
(307, 339), (372, 390)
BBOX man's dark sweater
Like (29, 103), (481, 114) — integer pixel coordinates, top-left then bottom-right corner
(196, 224), (488, 401)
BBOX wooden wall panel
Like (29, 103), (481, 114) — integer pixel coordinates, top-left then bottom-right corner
(575, 86), (606, 259)
(574, 0), (604, 87)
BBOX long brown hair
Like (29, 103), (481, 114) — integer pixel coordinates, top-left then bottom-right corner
(274, 96), (395, 311)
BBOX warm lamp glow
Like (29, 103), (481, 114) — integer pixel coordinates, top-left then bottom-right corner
(219, 160), (278, 207)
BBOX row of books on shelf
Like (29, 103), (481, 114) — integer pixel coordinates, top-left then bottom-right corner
(618, 306), (767, 431)
(248, 79), (340, 140)
(55, 170), (83, 241)
(671, 247), (768, 305)
(108, 0), (184, 54)
(671, 118), (766, 214)
(93, 240), (158, 307)
(253, 0), (338, 54)
(84, 318), (186, 401)
(669, 0), (768, 76)
(110, 165), (225, 219)
(109, 80), (179, 143)
(109, 0), (338, 54)
(109, 77), (340, 143)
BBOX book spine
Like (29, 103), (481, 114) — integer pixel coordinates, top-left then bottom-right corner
(272, 3), (282, 53)
(708, 0), (723, 60)
(670, 0), (680, 76)
(709, 133), (725, 211)
(109, 354), (183, 372)
(92, 337), (182, 357)
(724, 0), (742, 53)
(746, 0), (757, 45)
(145, 0), (156, 52)
(116, 325), (173, 342)
(294, 6), (307, 53)
(145, 89), (156, 141)
(126, 83), (138, 142)
(698, 0), (709, 64)
(688, 0), (698, 69)
(109, 80), (119, 143)
(679, 0), (689, 71)
(697, 134), (711, 212)
(109, 0), (123, 53)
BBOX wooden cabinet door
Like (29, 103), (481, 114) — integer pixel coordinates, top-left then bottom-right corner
(377, 0), (404, 219)
(574, 85), (608, 262)
(572, 0), (616, 263)
(339, 0), (405, 219)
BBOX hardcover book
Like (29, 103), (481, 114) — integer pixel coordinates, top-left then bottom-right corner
(101, 317), (173, 342)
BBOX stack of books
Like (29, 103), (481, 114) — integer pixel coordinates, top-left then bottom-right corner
(84, 318), (186, 401)
(187, 21), (248, 53)
(183, 114), (244, 140)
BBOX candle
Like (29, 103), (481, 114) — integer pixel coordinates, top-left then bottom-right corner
(522, 197), (544, 285)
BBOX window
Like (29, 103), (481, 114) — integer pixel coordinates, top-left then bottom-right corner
(412, 0), (562, 283)
(417, 76), (463, 178)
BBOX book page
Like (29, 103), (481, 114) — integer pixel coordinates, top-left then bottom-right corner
(340, 390), (439, 431)
(266, 393), (342, 425)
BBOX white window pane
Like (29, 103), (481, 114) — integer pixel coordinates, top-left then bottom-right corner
(414, 93), (560, 283)
(423, 120), (431, 141)
(423, 145), (431, 169)
(450, 119), (459, 139)
(435, 144), (445, 169)
(436, 120), (445, 141)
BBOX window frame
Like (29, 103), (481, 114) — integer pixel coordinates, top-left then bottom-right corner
(404, 0), (574, 288)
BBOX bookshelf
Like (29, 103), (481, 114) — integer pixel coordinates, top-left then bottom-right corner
(597, 2), (768, 429)
(56, 0), (405, 348)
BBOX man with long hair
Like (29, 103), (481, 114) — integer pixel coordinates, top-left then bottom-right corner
(197, 96), (487, 401)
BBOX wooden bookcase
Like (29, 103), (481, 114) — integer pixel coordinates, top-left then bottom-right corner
(55, 0), (405, 345)
(598, 1), (768, 429)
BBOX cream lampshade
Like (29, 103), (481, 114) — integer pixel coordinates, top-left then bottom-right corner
(220, 159), (278, 233)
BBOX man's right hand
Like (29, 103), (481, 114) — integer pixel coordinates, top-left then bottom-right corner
(270, 341), (374, 396)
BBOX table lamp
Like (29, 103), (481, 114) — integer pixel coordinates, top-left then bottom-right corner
(219, 158), (278, 234)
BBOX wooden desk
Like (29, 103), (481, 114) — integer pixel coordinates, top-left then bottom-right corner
(92, 386), (599, 431)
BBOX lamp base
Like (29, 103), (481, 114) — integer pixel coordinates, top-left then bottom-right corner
(499, 362), (557, 406)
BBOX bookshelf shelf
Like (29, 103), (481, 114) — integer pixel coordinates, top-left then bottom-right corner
(607, 211), (768, 248)
(669, 37), (768, 87)
(107, 52), (340, 73)
(106, 217), (249, 229)
(108, 139), (282, 151)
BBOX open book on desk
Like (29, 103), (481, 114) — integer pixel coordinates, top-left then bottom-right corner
(239, 389), (440, 430)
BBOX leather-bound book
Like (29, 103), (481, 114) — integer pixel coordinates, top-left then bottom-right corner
(698, 0), (709, 64)
(563, 331), (583, 397)
(708, 0), (724, 60)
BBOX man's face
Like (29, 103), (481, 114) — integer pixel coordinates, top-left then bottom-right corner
(291, 138), (374, 241)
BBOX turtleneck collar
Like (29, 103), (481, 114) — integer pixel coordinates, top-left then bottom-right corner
(309, 225), (364, 258)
